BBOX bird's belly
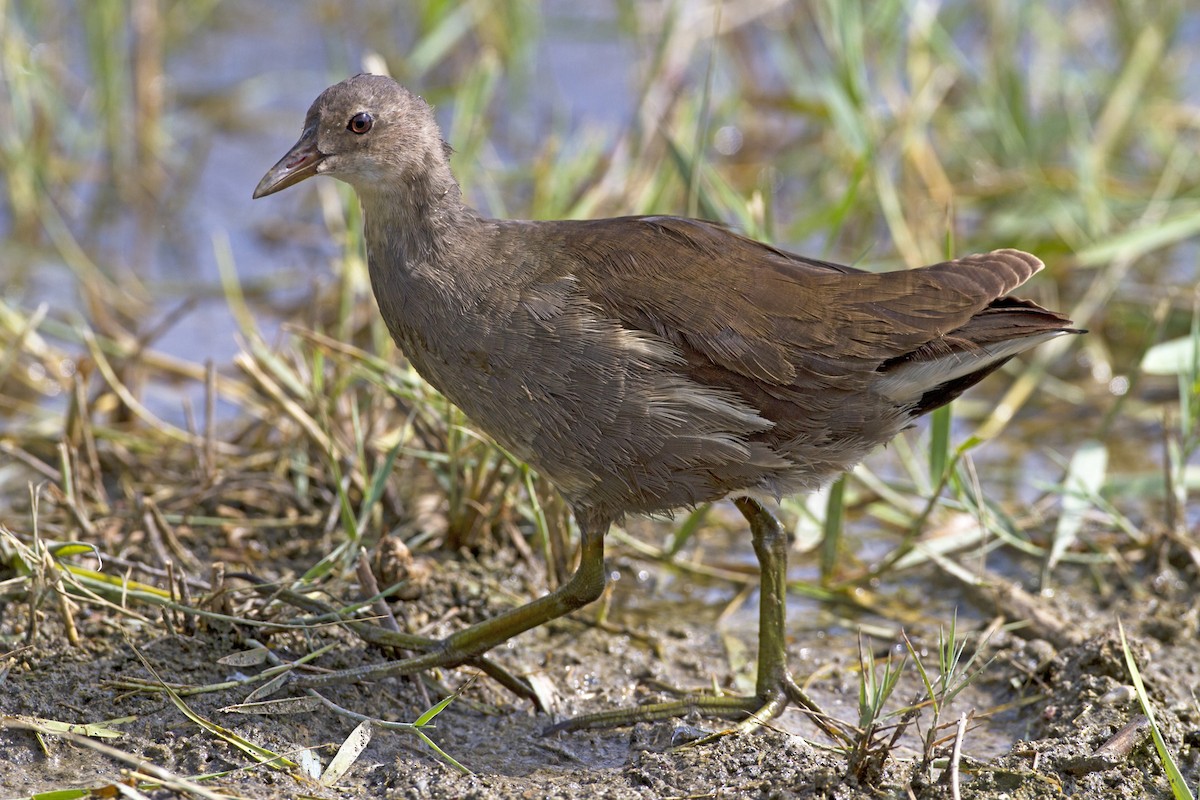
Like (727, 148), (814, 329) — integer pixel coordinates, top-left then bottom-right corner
(388, 317), (803, 514)
(381, 293), (912, 517)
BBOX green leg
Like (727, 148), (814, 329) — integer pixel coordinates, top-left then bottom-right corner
(296, 516), (610, 689)
(548, 496), (809, 735)
(737, 496), (788, 700)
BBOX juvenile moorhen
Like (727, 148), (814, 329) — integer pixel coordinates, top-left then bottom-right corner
(254, 73), (1080, 733)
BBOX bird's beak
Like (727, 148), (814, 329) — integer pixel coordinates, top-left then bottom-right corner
(253, 127), (323, 199)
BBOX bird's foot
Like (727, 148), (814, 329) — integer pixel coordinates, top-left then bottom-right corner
(290, 635), (546, 708)
(543, 673), (842, 743)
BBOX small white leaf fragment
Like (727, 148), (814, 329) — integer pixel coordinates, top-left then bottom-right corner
(298, 747), (323, 779)
(321, 720), (373, 786)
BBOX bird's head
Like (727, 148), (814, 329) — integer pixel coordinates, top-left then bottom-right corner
(253, 73), (445, 199)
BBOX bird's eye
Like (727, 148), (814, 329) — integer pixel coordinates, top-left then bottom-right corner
(347, 112), (373, 135)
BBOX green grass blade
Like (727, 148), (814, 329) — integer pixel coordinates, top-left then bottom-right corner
(1118, 619), (1196, 800)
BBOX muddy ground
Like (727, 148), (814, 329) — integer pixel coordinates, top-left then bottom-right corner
(2, 509), (1198, 800)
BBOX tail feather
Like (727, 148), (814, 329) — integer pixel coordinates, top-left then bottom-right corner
(874, 278), (1082, 414)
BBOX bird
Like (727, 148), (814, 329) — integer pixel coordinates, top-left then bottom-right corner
(253, 73), (1081, 734)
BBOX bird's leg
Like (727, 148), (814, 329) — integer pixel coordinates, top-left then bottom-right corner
(294, 515), (610, 691)
(729, 496), (829, 736)
(547, 497), (833, 738)
(741, 495), (788, 693)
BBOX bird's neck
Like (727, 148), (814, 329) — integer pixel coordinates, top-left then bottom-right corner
(356, 162), (496, 347)
(359, 162), (463, 257)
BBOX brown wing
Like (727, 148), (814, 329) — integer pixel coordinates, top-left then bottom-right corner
(539, 215), (1055, 388)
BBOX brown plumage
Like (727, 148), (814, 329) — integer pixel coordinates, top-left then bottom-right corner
(254, 74), (1081, 733)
